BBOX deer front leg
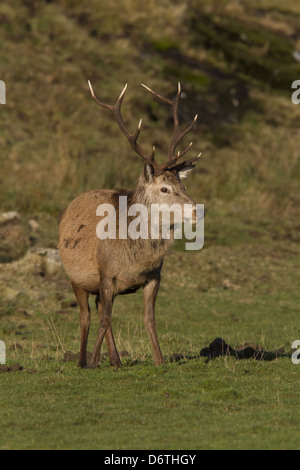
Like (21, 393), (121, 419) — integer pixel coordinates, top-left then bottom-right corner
(95, 295), (122, 367)
(87, 281), (114, 369)
(143, 278), (165, 366)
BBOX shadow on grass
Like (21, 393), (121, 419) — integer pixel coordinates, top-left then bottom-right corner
(169, 337), (291, 364)
(60, 337), (292, 369)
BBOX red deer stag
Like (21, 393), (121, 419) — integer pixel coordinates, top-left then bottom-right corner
(58, 82), (200, 368)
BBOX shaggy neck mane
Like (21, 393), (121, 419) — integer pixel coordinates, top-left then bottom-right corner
(115, 182), (174, 258)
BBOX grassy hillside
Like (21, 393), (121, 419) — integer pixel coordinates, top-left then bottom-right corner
(1, 0), (300, 450)
(0, 0), (300, 257)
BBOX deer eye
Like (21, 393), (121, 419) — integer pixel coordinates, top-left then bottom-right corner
(160, 187), (169, 193)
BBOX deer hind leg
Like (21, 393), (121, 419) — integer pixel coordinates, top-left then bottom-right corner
(143, 278), (165, 366)
(88, 281), (114, 369)
(71, 282), (91, 369)
(95, 295), (122, 367)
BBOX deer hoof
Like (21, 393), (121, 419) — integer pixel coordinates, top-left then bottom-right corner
(87, 361), (99, 369)
(78, 361), (87, 369)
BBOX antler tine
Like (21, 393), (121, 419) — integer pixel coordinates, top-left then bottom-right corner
(169, 152), (202, 173)
(88, 81), (151, 162)
(178, 141), (193, 158)
(173, 82), (181, 128)
(88, 80), (115, 111)
(151, 145), (156, 159)
(141, 83), (173, 106)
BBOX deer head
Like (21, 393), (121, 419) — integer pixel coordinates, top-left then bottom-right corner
(88, 81), (201, 226)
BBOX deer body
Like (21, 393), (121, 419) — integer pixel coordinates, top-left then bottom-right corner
(59, 188), (172, 295)
(58, 82), (200, 369)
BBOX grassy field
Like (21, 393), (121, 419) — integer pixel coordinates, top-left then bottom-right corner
(0, 0), (300, 450)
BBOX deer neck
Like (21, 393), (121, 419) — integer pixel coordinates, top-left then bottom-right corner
(126, 183), (175, 254)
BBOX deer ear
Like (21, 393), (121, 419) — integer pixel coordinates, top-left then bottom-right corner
(178, 165), (195, 180)
(144, 162), (154, 183)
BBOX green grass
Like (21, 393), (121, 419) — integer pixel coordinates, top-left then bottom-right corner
(1, 357), (299, 450)
(1, 242), (300, 450)
(0, 0), (300, 450)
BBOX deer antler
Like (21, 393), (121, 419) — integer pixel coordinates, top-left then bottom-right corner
(141, 82), (199, 169)
(88, 81), (151, 160)
(88, 81), (200, 175)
